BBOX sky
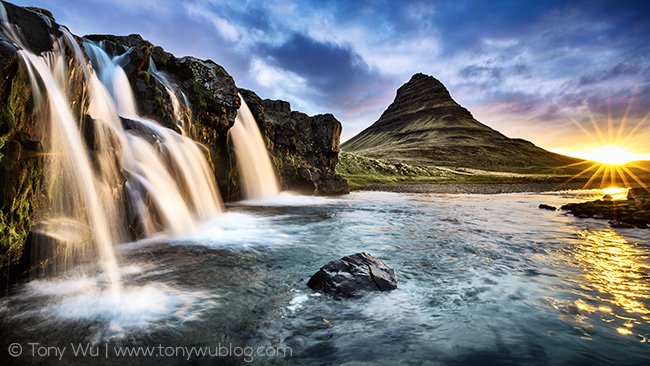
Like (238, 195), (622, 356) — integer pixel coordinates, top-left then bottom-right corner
(10, 0), (650, 159)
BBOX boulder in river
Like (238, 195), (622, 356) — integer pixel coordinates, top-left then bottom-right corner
(307, 252), (398, 298)
(538, 204), (557, 211)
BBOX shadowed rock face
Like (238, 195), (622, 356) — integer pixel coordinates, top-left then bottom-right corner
(343, 73), (581, 168)
(307, 252), (398, 298)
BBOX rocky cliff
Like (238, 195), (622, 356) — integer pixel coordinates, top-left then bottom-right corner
(343, 73), (581, 168)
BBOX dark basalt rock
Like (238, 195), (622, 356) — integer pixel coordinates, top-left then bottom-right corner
(307, 252), (397, 298)
(539, 204), (557, 211)
(561, 198), (650, 229)
(0, 1), (62, 55)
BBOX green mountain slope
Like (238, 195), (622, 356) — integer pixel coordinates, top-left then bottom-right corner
(342, 73), (581, 168)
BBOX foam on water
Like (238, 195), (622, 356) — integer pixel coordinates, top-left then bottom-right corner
(178, 212), (290, 247)
(234, 192), (331, 206)
(16, 270), (216, 339)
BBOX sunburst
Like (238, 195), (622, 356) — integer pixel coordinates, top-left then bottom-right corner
(551, 96), (650, 193)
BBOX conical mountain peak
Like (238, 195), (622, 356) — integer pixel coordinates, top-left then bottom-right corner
(342, 74), (579, 168)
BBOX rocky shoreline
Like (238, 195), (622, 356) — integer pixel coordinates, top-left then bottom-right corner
(364, 182), (589, 194)
(560, 188), (650, 229)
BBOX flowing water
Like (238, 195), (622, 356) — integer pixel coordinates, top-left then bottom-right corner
(230, 95), (281, 200)
(1, 190), (650, 365)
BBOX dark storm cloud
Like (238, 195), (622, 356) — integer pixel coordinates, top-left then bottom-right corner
(258, 32), (378, 93)
(459, 65), (503, 81)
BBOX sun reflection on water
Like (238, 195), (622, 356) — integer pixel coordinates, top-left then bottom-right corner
(601, 187), (628, 200)
(573, 230), (650, 317)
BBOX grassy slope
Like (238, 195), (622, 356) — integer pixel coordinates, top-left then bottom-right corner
(336, 151), (650, 191)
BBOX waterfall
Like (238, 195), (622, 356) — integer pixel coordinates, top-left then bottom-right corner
(83, 41), (223, 230)
(16, 37), (122, 295)
(1, 11), (224, 292)
(148, 58), (192, 135)
(230, 95), (280, 199)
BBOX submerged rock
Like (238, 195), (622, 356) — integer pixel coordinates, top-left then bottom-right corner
(609, 220), (635, 229)
(307, 252), (397, 298)
(538, 204), (557, 211)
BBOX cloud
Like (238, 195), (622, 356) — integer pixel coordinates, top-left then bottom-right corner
(10, 0), (650, 155)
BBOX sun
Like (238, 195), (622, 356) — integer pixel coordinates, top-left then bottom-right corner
(577, 144), (645, 166)
(548, 97), (650, 191)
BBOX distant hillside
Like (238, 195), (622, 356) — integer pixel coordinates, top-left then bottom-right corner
(342, 73), (581, 168)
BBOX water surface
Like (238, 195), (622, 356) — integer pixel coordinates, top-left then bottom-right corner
(1, 190), (649, 365)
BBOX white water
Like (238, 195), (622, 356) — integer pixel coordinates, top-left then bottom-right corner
(84, 41), (223, 233)
(230, 95), (280, 199)
(18, 48), (122, 295)
(1, 10), (225, 294)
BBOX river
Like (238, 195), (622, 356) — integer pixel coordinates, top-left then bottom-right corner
(1, 189), (649, 365)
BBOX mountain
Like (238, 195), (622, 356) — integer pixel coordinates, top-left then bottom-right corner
(342, 73), (581, 168)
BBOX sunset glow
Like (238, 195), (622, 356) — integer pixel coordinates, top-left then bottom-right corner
(575, 145), (647, 166)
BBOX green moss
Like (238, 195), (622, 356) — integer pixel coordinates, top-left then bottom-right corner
(137, 70), (151, 85)
(155, 96), (163, 110)
(0, 78), (19, 151)
(188, 80), (221, 113)
(0, 67), (43, 271)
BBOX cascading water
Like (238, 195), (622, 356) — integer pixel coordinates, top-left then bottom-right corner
(18, 39), (122, 295)
(148, 58), (192, 135)
(230, 95), (280, 199)
(84, 42), (223, 229)
(1, 9), (224, 293)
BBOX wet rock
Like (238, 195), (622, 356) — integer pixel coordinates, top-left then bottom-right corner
(609, 220), (635, 229)
(561, 198), (650, 229)
(307, 252), (397, 298)
(603, 194), (613, 201)
(538, 204), (557, 211)
(0, 2), (62, 55)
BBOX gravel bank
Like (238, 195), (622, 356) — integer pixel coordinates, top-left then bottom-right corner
(364, 182), (591, 194)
